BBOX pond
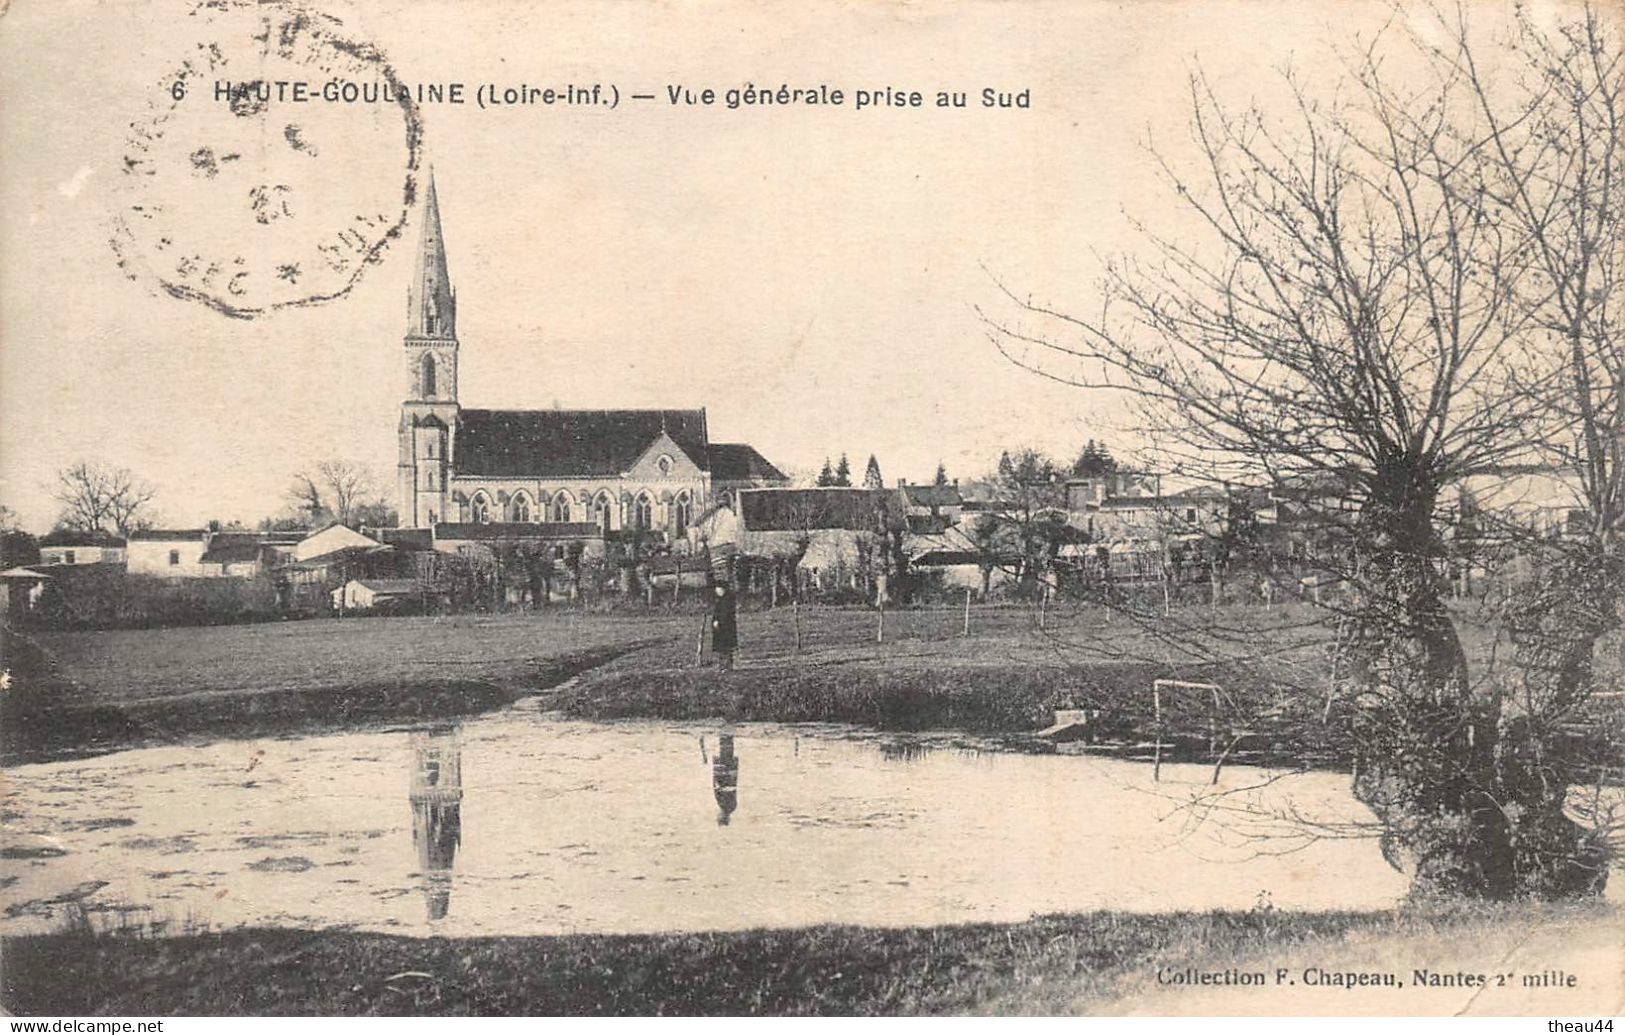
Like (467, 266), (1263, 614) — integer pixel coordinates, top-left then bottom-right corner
(1, 704), (1416, 937)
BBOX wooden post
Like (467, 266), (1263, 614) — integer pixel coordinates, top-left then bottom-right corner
(1152, 681), (1162, 782)
(876, 595), (885, 644)
(793, 594), (802, 655)
(1039, 582), (1047, 629)
(962, 587), (972, 636)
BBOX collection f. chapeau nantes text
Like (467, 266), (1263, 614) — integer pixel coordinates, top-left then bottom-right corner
(198, 79), (1033, 111)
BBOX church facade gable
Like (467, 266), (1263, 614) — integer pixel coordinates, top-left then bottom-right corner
(625, 430), (705, 483)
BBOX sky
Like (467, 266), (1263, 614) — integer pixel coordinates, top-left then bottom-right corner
(0, 0), (1560, 531)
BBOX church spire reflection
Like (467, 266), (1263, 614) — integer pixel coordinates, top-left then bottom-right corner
(409, 726), (463, 920)
(712, 730), (739, 826)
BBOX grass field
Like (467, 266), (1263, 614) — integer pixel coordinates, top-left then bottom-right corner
(3, 599), (1491, 764)
(4, 901), (1614, 1015)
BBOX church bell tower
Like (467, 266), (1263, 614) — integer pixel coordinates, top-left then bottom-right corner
(399, 169), (460, 528)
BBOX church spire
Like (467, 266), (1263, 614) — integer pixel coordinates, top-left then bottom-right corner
(408, 168), (456, 339)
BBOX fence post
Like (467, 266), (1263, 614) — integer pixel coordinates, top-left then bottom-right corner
(962, 587), (971, 637)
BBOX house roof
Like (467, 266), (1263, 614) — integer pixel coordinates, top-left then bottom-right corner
(128, 529), (209, 541)
(708, 443), (787, 483)
(199, 538), (264, 565)
(900, 484), (963, 508)
(282, 544), (389, 570)
(351, 578), (421, 595)
(434, 521), (603, 542)
(0, 566), (52, 579)
(738, 488), (900, 532)
(911, 550), (995, 567)
(455, 408), (709, 478)
(374, 528), (435, 552)
(1165, 485), (1228, 501)
(39, 531), (125, 548)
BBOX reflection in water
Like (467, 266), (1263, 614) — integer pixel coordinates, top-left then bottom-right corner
(409, 727), (463, 920)
(879, 740), (933, 763)
(712, 732), (739, 826)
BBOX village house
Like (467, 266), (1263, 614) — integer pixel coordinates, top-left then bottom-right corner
(37, 531), (126, 567)
(126, 529), (212, 577)
(332, 577), (427, 613)
(895, 480), (964, 533)
(702, 487), (902, 594)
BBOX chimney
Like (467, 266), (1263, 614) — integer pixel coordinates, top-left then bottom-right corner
(897, 478), (905, 488)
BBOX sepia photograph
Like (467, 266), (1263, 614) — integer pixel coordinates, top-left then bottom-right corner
(0, 0), (1621, 1022)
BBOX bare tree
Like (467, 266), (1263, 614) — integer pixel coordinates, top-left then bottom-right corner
(1437, 3), (1625, 896)
(51, 461), (156, 536)
(287, 459), (390, 528)
(981, 9), (1597, 897)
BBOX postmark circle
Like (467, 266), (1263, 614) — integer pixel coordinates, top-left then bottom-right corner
(110, 1), (424, 319)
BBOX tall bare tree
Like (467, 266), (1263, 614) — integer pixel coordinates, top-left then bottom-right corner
(981, 7), (1611, 897)
(51, 461), (156, 536)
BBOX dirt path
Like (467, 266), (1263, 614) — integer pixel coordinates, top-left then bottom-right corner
(1081, 905), (1624, 1016)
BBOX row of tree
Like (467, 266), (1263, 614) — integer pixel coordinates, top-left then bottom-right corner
(35, 457), (396, 538)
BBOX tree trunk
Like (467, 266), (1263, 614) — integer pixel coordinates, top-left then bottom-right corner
(1347, 465), (1513, 899)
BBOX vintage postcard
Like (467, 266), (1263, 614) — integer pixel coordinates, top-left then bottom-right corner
(1, 0), (1622, 1022)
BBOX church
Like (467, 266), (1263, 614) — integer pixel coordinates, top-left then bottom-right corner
(396, 173), (787, 543)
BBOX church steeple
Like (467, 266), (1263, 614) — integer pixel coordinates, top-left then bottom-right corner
(400, 169), (460, 529)
(408, 169), (456, 340)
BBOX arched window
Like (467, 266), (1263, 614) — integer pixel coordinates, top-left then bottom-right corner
(592, 491), (613, 531)
(421, 353), (437, 398)
(633, 493), (653, 530)
(470, 492), (491, 524)
(550, 492), (572, 523)
(509, 492), (532, 523)
(673, 492), (692, 538)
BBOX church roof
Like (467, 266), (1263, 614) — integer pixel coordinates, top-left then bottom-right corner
(708, 443), (787, 483)
(455, 408), (710, 478)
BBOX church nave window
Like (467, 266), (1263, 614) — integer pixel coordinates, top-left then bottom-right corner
(509, 493), (532, 523)
(633, 493), (653, 530)
(673, 492), (692, 538)
(550, 492), (572, 523)
(591, 492), (613, 531)
(470, 492), (492, 524)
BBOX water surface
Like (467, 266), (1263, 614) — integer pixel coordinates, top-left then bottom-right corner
(2, 706), (1412, 937)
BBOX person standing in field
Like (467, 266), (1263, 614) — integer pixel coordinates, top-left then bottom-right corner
(711, 577), (738, 670)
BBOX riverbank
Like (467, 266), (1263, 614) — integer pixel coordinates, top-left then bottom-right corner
(3, 902), (1615, 1015)
(0, 623), (648, 765)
